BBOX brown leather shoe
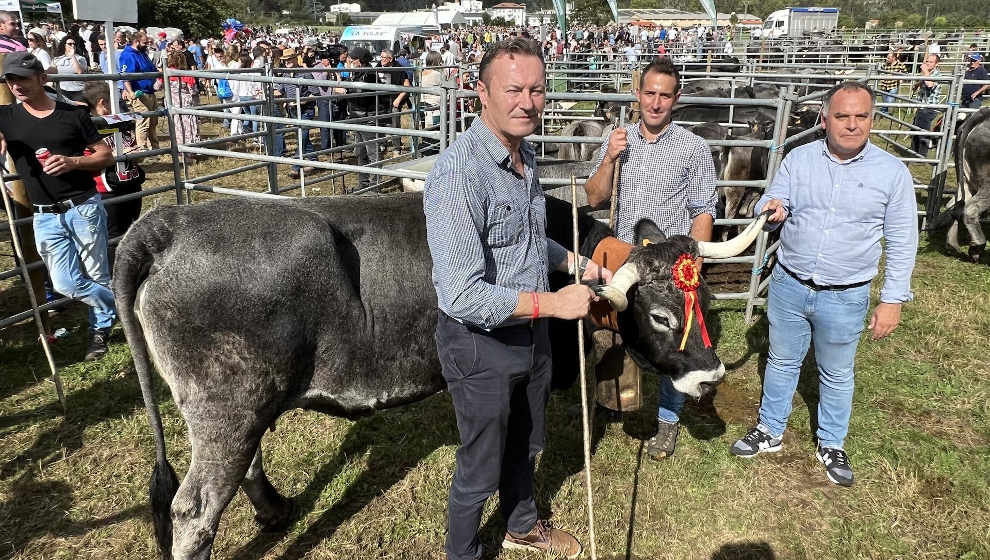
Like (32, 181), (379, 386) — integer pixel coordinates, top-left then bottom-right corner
(502, 519), (582, 558)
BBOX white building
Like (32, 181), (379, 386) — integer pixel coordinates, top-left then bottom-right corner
(441, 0), (483, 12)
(330, 3), (362, 13)
(488, 2), (526, 26)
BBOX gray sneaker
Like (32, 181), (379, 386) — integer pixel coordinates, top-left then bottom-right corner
(817, 444), (854, 486)
(84, 328), (111, 362)
(646, 420), (679, 460)
(730, 424), (783, 458)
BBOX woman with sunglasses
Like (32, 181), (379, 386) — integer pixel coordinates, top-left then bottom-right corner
(53, 35), (87, 101)
(26, 32), (53, 73)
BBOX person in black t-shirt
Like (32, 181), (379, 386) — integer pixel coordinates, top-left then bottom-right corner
(344, 47), (380, 190)
(377, 49), (412, 154)
(0, 51), (117, 361)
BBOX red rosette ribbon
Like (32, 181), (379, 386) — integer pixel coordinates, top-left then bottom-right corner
(672, 253), (712, 352)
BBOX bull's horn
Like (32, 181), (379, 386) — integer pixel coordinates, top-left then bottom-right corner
(597, 263), (640, 312)
(696, 211), (770, 259)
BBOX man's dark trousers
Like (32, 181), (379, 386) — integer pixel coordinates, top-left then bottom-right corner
(436, 311), (551, 560)
(912, 108), (939, 155)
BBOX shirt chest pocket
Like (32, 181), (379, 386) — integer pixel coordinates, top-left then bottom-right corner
(487, 203), (524, 248)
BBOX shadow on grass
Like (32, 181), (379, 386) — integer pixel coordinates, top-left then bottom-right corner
(711, 540), (776, 559)
(0, 474), (147, 556)
(0, 364), (144, 478)
(0, 334), (147, 552)
(228, 395), (460, 560)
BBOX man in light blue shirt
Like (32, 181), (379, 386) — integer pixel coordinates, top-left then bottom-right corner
(730, 82), (918, 487)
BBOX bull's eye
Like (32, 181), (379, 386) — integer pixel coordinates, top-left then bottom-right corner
(648, 309), (677, 333)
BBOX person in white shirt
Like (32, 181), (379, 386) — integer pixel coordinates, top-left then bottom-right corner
(26, 31), (53, 72)
(53, 35), (87, 101)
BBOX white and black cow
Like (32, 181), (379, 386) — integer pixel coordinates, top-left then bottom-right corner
(114, 192), (766, 559)
(932, 107), (990, 262)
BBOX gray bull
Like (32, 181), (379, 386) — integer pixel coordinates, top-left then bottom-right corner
(114, 193), (765, 559)
(943, 107), (990, 262)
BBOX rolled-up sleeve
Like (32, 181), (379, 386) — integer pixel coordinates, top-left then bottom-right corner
(686, 138), (718, 219)
(756, 152), (794, 232)
(424, 161), (518, 329)
(879, 166), (919, 303)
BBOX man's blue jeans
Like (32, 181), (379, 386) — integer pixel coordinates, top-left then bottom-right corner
(33, 195), (117, 331)
(273, 104), (316, 171)
(657, 374), (685, 423)
(880, 87), (898, 113)
(758, 264), (870, 449)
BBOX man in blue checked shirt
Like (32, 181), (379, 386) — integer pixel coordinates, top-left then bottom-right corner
(424, 38), (609, 560)
(584, 56), (719, 462)
(730, 82), (918, 487)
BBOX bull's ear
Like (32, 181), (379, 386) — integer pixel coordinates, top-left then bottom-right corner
(634, 219), (666, 247)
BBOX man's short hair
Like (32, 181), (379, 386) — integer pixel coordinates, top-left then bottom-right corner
(821, 81), (875, 115)
(639, 56), (680, 93)
(478, 37), (544, 85)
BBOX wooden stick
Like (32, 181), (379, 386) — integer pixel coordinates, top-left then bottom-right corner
(571, 175), (597, 560)
(0, 158), (65, 411)
(608, 106), (626, 230)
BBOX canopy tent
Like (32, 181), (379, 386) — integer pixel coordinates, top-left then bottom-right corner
(12, 0), (66, 29)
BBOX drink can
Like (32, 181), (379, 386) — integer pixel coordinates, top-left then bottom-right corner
(35, 147), (51, 164)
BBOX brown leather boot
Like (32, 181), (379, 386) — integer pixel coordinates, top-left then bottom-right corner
(502, 519), (582, 559)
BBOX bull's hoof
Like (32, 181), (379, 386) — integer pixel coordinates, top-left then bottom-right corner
(254, 497), (296, 532)
(968, 244), (986, 264)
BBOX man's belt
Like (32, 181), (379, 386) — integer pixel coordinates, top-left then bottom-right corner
(33, 192), (96, 214)
(780, 264), (871, 292)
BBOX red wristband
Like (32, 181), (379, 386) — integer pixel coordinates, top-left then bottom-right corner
(531, 292), (539, 320)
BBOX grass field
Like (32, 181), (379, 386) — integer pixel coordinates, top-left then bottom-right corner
(1, 112), (989, 560)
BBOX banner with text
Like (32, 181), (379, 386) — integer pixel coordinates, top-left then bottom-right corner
(551, 0), (567, 35)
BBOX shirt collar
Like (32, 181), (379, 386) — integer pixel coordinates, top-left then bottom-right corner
(821, 139), (871, 164)
(472, 117), (534, 171)
(635, 121), (674, 144)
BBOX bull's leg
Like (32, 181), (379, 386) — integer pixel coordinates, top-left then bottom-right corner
(947, 221), (962, 253)
(170, 438), (257, 560)
(242, 445), (295, 531)
(962, 189), (990, 262)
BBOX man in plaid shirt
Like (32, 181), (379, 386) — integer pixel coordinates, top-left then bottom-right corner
(584, 57), (719, 461)
(877, 51), (906, 114)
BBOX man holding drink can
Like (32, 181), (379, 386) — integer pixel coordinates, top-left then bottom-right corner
(0, 51), (118, 361)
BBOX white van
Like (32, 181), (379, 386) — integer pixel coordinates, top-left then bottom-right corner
(340, 26), (428, 56)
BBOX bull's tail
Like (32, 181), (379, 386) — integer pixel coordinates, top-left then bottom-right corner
(111, 212), (180, 560)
